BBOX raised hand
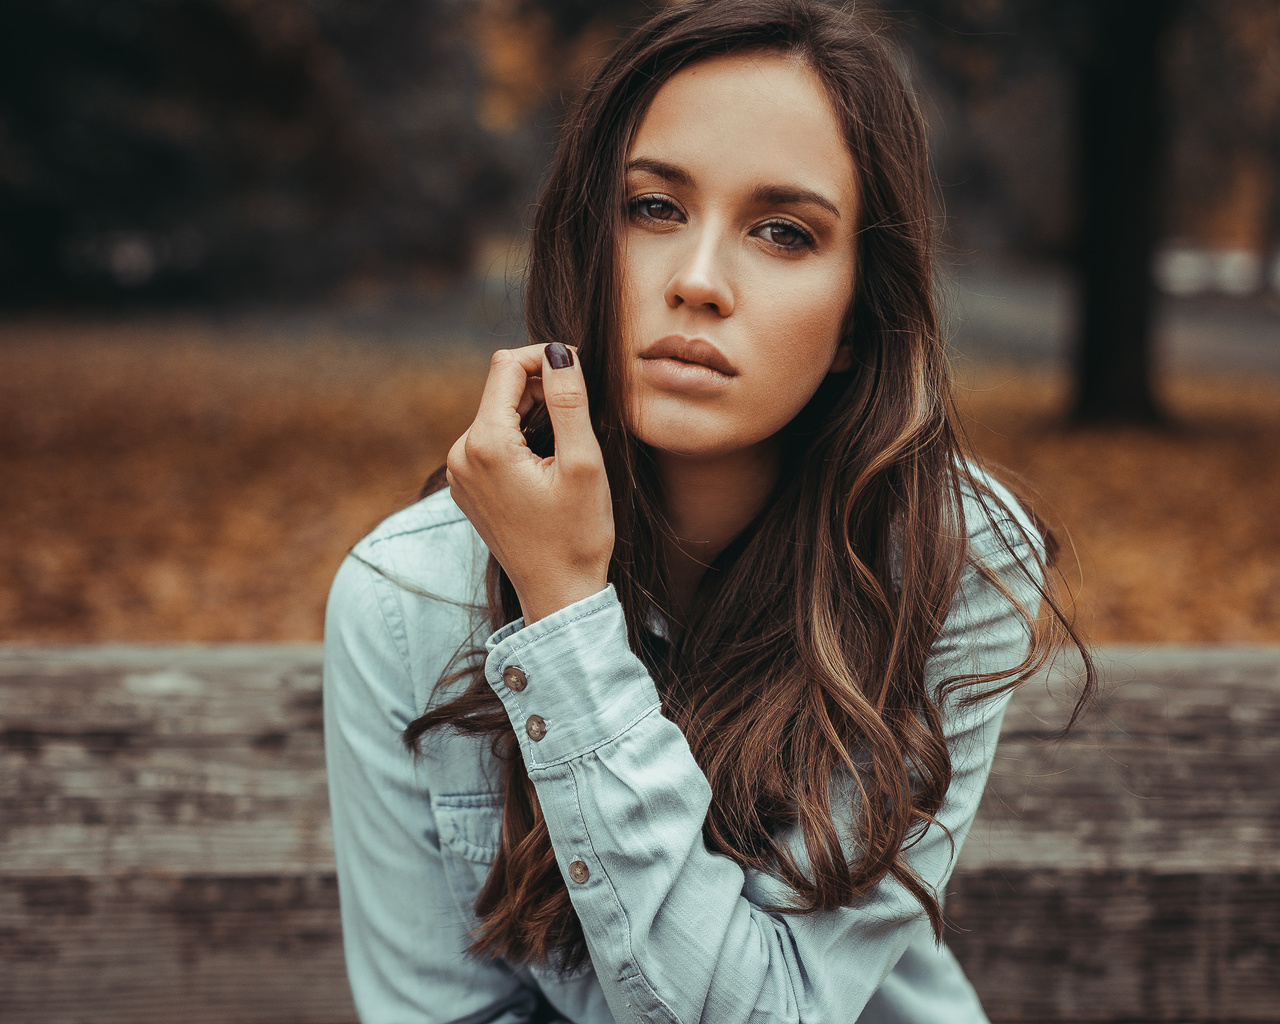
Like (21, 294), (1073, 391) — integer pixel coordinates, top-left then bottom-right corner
(446, 342), (614, 624)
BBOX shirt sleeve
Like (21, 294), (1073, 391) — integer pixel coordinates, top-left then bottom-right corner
(324, 553), (550, 1024)
(482, 494), (1041, 1024)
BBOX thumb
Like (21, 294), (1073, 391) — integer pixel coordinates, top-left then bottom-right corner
(541, 342), (602, 472)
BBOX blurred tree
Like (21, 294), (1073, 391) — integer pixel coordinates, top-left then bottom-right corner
(903, 0), (1183, 424)
(521, 0), (649, 40)
(1070, 0), (1182, 424)
(467, 0), (651, 206)
(905, 0), (1279, 424)
(0, 0), (514, 301)
(1167, 0), (1280, 258)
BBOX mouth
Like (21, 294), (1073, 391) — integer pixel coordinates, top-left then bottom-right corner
(638, 336), (738, 377)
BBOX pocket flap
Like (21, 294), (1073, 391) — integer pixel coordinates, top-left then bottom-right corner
(432, 792), (503, 864)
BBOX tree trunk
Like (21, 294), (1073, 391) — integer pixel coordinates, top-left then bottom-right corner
(1072, 0), (1182, 424)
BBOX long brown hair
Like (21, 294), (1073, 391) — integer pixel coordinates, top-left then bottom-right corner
(406, 0), (1092, 972)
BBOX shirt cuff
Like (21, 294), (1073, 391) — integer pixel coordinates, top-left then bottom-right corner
(483, 584), (662, 768)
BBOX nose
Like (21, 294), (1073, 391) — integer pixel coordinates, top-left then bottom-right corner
(663, 226), (735, 317)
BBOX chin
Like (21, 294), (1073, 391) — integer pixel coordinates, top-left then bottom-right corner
(644, 439), (727, 460)
(632, 422), (767, 461)
(627, 399), (780, 460)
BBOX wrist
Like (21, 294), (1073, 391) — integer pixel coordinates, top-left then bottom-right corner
(517, 573), (609, 624)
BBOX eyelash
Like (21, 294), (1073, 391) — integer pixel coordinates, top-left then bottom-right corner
(626, 194), (817, 253)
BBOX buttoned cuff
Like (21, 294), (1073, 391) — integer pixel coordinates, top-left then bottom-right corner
(483, 584), (661, 768)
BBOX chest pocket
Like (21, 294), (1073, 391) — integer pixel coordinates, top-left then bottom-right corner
(432, 792), (502, 914)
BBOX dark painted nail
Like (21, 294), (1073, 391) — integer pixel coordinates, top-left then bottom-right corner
(545, 342), (573, 370)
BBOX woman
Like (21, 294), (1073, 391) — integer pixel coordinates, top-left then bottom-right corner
(323, 1), (1090, 1021)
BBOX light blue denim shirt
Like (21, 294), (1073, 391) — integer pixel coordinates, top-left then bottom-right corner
(323, 477), (1040, 1024)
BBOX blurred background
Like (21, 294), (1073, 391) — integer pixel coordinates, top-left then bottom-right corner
(1, 0), (1278, 644)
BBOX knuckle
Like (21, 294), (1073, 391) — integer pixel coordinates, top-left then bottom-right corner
(466, 433), (503, 468)
(490, 349), (515, 370)
(545, 389), (588, 412)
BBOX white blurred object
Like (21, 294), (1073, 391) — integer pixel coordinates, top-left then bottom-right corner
(1155, 248), (1211, 296)
(1213, 249), (1263, 295)
(108, 234), (157, 287)
(1154, 246), (1264, 297)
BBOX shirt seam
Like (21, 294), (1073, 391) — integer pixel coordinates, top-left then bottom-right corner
(363, 506), (469, 547)
(358, 492), (470, 548)
(358, 555), (414, 684)
(495, 593), (613, 659)
(523, 701), (664, 770)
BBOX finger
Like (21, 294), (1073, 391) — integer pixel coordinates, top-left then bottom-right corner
(473, 346), (554, 436)
(516, 376), (544, 419)
(540, 342), (601, 472)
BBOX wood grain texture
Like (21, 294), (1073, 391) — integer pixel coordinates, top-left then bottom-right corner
(1, 643), (1278, 1022)
(0, 646), (351, 1022)
(966, 646), (1280, 874)
(1, 645), (331, 876)
(1, 873), (353, 1024)
(953, 647), (1280, 1020)
(949, 869), (1280, 1022)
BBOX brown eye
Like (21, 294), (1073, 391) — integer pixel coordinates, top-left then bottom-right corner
(757, 220), (813, 250)
(630, 196), (681, 222)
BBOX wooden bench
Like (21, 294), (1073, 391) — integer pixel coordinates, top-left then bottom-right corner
(2, 644), (1277, 1022)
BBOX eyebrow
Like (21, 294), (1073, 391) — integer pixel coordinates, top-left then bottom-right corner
(750, 184), (841, 220)
(625, 158), (843, 220)
(626, 158), (694, 188)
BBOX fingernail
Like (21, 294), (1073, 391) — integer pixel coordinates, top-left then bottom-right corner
(545, 342), (573, 370)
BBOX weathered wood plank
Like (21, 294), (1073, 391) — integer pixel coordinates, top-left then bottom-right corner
(6, 645), (1278, 877)
(0, 644), (324, 740)
(2, 744), (331, 874)
(1, 646), (332, 876)
(0, 873), (355, 1024)
(965, 647), (1280, 874)
(953, 647), (1280, 1020)
(1, 643), (1278, 1023)
(948, 869), (1280, 1023)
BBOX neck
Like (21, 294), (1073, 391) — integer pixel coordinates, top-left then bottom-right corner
(653, 440), (782, 616)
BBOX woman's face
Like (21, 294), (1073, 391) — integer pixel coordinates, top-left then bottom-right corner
(620, 51), (859, 461)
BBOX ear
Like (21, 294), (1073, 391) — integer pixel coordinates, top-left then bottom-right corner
(827, 343), (854, 373)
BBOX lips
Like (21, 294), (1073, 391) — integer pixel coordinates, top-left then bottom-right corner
(638, 335), (738, 377)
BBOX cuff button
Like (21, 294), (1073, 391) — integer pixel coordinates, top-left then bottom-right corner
(568, 860), (590, 884)
(502, 667), (527, 692)
(525, 714), (546, 741)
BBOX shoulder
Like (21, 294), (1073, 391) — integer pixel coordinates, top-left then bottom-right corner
(345, 487), (489, 603)
(925, 462), (1045, 707)
(325, 488), (491, 706)
(353, 486), (480, 566)
(955, 460), (1044, 584)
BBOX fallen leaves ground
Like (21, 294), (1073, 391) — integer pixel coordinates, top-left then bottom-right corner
(953, 365), (1280, 643)
(1, 321), (1276, 643)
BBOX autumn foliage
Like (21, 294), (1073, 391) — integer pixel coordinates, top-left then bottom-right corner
(2, 324), (1276, 643)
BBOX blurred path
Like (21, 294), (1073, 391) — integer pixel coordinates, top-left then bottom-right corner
(200, 273), (527, 356)
(4, 258), (1274, 375)
(947, 262), (1280, 375)
(244, 260), (1278, 376)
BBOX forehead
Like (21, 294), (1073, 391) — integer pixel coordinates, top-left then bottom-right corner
(627, 52), (856, 206)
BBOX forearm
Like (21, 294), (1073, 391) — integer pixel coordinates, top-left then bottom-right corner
(483, 587), (940, 1023)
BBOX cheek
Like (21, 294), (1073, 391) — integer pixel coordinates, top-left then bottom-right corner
(744, 268), (852, 425)
(750, 265), (852, 369)
(617, 252), (644, 365)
